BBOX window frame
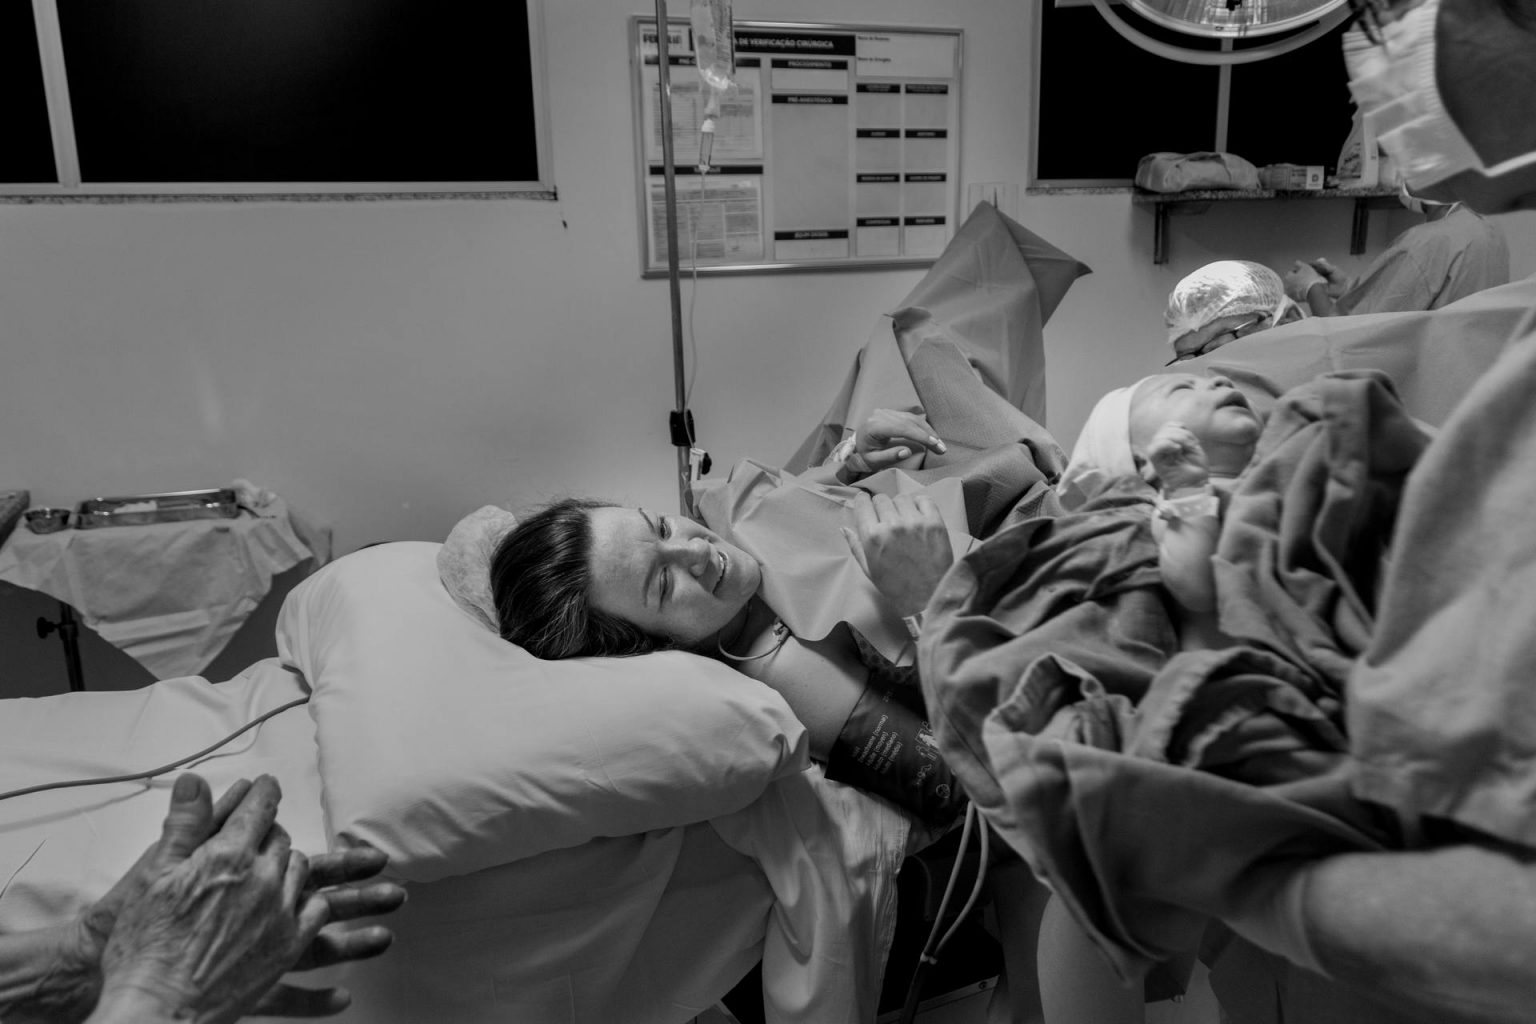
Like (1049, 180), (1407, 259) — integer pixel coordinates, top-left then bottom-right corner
(1030, 0), (1346, 189)
(4, 0), (555, 199)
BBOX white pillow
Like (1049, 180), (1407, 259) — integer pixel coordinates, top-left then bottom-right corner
(277, 540), (809, 883)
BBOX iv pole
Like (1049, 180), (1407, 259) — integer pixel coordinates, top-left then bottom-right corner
(652, 0), (695, 516)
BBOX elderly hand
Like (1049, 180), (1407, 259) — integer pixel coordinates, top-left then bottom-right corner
(841, 491), (954, 620)
(87, 774), (405, 1024)
(1142, 422), (1210, 493)
(1283, 261), (1329, 303)
(844, 409), (947, 478)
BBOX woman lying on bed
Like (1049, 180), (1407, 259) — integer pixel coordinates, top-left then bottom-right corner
(488, 406), (1037, 830)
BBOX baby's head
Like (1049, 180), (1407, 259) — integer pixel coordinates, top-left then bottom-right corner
(1060, 372), (1262, 500)
(1128, 373), (1262, 479)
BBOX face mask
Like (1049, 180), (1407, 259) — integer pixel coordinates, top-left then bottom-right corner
(1396, 178), (1455, 214)
(1344, 0), (1536, 194)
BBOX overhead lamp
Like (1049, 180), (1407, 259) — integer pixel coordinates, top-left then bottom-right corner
(1083, 0), (1353, 64)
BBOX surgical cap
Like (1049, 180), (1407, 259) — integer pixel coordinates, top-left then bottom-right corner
(1165, 260), (1287, 348)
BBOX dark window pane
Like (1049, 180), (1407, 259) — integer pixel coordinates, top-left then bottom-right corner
(1036, 4), (1221, 182)
(1, 0), (58, 184)
(1226, 20), (1355, 173)
(57, 0), (539, 183)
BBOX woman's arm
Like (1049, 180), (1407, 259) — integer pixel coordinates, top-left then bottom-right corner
(734, 628), (869, 762)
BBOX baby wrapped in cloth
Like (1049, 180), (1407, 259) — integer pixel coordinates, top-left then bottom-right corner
(919, 368), (1433, 992)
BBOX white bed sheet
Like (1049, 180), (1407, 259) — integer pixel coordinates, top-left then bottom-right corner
(0, 658), (907, 1023)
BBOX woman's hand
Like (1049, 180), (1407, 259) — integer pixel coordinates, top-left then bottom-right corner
(844, 409), (946, 478)
(841, 491), (954, 619)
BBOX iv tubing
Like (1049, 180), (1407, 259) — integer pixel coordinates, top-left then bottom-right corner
(0, 696), (311, 804)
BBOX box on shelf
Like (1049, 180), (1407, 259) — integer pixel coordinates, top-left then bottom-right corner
(1259, 163), (1325, 191)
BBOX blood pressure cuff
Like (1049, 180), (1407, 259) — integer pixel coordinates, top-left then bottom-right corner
(825, 682), (967, 827)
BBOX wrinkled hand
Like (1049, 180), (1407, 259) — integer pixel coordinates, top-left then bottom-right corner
(1141, 422), (1210, 493)
(1308, 257), (1348, 299)
(845, 409), (947, 478)
(1284, 261), (1328, 303)
(841, 491), (954, 619)
(69, 777), (257, 999)
(92, 774), (405, 1024)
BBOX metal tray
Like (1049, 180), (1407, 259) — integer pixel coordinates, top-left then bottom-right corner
(75, 489), (241, 529)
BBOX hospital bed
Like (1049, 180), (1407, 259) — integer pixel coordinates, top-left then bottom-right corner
(0, 531), (922, 1024)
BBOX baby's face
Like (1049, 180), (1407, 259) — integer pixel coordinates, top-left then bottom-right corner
(1129, 373), (1261, 477)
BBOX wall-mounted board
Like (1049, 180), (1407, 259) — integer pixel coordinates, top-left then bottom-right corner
(631, 17), (962, 276)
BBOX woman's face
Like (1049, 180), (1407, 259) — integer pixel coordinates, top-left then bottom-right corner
(586, 506), (762, 647)
(1129, 373), (1262, 477)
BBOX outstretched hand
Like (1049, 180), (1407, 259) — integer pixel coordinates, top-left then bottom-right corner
(841, 491), (954, 620)
(88, 774), (405, 1024)
(845, 408), (947, 478)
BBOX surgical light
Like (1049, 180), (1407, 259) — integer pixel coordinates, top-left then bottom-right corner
(1081, 0), (1353, 64)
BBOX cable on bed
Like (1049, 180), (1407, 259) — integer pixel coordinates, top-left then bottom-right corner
(897, 801), (992, 1024)
(0, 696), (311, 803)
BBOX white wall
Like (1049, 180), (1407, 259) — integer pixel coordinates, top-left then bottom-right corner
(2, 0), (1532, 555)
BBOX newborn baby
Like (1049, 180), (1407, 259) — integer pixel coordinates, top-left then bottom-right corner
(1067, 371), (1264, 648)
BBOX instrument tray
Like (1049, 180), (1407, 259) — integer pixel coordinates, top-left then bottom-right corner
(75, 489), (241, 529)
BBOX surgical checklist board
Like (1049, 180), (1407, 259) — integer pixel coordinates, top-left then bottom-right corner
(631, 18), (962, 276)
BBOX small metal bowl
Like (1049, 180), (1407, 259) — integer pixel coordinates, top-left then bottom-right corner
(24, 507), (72, 534)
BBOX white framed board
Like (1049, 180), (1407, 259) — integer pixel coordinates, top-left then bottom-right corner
(631, 17), (962, 277)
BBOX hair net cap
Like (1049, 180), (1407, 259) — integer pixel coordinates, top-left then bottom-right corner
(1165, 260), (1287, 347)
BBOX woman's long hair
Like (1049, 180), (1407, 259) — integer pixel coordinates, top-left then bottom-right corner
(490, 498), (667, 659)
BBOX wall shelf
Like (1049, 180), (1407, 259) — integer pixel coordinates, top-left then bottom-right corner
(1131, 186), (1402, 264)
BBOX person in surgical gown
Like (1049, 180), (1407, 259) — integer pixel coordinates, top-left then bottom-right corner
(905, 1), (1536, 1022)
(1282, 184), (1509, 315)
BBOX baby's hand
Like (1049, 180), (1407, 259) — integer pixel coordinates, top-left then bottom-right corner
(1143, 423), (1209, 492)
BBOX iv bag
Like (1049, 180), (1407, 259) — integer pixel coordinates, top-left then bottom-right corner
(690, 0), (735, 93)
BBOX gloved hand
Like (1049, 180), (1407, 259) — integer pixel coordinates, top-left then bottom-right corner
(1308, 257), (1349, 299)
(1284, 261), (1329, 303)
